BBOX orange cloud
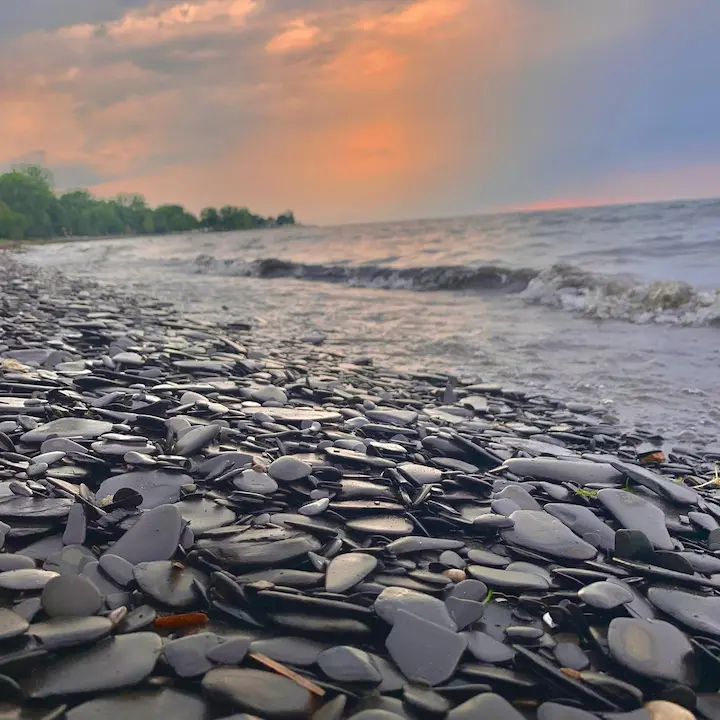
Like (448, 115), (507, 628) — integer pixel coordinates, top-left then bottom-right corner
(266, 19), (321, 53)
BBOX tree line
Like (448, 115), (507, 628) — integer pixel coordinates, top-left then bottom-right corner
(0, 166), (295, 240)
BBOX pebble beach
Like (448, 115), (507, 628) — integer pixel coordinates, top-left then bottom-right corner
(2, 251), (720, 720)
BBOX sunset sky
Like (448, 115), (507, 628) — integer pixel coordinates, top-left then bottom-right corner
(1, 1), (719, 224)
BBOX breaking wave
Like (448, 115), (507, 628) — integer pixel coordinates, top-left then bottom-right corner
(188, 255), (720, 327)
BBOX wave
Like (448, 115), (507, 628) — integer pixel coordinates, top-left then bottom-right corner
(188, 255), (720, 327)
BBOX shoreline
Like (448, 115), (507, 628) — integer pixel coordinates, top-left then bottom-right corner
(0, 253), (718, 718)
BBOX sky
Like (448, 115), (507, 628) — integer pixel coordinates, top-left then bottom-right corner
(1, 0), (720, 224)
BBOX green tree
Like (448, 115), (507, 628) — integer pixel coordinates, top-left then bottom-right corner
(0, 167), (58, 238)
(152, 204), (198, 234)
(0, 200), (28, 239)
(200, 207), (219, 230)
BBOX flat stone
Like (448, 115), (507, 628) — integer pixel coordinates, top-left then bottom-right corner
(201, 532), (321, 567)
(163, 632), (222, 678)
(502, 458), (623, 486)
(41, 575), (103, 617)
(554, 641), (590, 671)
(545, 503), (617, 551)
(464, 630), (515, 664)
(0, 608), (29, 641)
(326, 553), (378, 593)
(579, 581), (634, 610)
(98, 554), (136, 588)
(647, 587), (720, 637)
(607, 618), (698, 685)
(27, 633), (162, 698)
(450, 579), (488, 601)
(375, 586), (457, 630)
(317, 646), (382, 684)
(386, 609), (467, 686)
(267, 456), (312, 482)
(0, 554), (37, 571)
(494, 484), (542, 511)
(21, 418), (113, 444)
(597, 489), (674, 550)
(174, 424), (221, 456)
(447, 692), (525, 720)
(467, 566), (550, 591)
(0, 496), (73, 519)
(265, 407), (342, 425)
(465, 549), (510, 568)
(233, 470), (278, 495)
(29, 616), (113, 649)
(97, 470), (192, 509)
(397, 462), (442, 486)
(299, 498), (330, 516)
(65, 688), (211, 720)
(62, 503), (86, 545)
(202, 668), (315, 718)
(0, 568), (58, 591)
(538, 702), (601, 720)
(612, 460), (700, 506)
(502, 510), (597, 561)
(445, 596), (486, 630)
(206, 637), (251, 665)
(249, 637), (328, 666)
(346, 516), (414, 536)
(366, 409), (418, 426)
(134, 561), (200, 609)
(644, 701), (696, 720)
(177, 497), (237, 533)
(107, 504), (183, 564)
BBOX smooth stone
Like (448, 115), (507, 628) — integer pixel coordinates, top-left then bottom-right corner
(464, 630), (515, 663)
(65, 688), (211, 720)
(346, 516), (414, 536)
(397, 462), (442, 486)
(235, 569), (323, 588)
(386, 537), (464, 555)
(495, 484), (542, 511)
(98, 554), (136, 588)
(29, 616), (113, 649)
(249, 637), (328, 666)
(0, 554), (36, 571)
(502, 458), (623, 486)
(375, 586), (457, 630)
(317, 646), (382, 684)
(21, 418), (113, 444)
(117, 604), (157, 634)
(62, 503), (87, 546)
(267, 456), (312, 482)
(447, 693), (525, 720)
(445, 597), (486, 630)
(451, 579), (489, 602)
(538, 702), (601, 720)
(202, 532), (321, 567)
(606, 577), (657, 621)
(0, 568), (58, 591)
(134, 561), (200, 609)
(326, 553), (378, 593)
(299, 498), (330, 516)
(107, 504), (183, 564)
(206, 637), (251, 665)
(615, 529), (655, 561)
(27, 633), (162, 697)
(466, 549), (510, 568)
(579, 581), (634, 610)
(313, 696), (347, 720)
(402, 684), (452, 715)
(265, 407), (342, 424)
(597, 489), (674, 550)
(612, 460), (700, 506)
(439, 550), (466, 568)
(0, 608), (29, 641)
(545, 503), (616, 551)
(502, 510), (597, 561)
(608, 618), (698, 685)
(80, 560), (124, 597)
(233, 470), (278, 495)
(467, 566), (550, 591)
(647, 587), (720, 637)
(252, 385), (288, 404)
(386, 609), (467, 686)
(554, 641), (590, 670)
(643, 701), (696, 720)
(97, 470), (192, 509)
(202, 668), (315, 718)
(177, 497), (237, 533)
(163, 633), (222, 678)
(0, 496), (73, 518)
(472, 513), (515, 530)
(174, 424), (221, 456)
(366, 409), (418, 426)
(41, 575), (103, 617)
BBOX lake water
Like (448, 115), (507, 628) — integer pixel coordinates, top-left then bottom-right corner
(21, 199), (720, 447)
